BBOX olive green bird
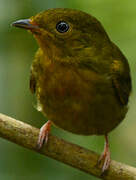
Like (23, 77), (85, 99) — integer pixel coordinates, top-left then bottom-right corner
(12, 8), (132, 172)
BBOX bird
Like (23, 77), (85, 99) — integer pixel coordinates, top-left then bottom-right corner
(12, 8), (132, 172)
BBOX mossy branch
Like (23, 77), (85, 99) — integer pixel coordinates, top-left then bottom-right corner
(0, 113), (135, 180)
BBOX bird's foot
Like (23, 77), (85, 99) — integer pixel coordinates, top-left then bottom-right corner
(97, 135), (111, 173)
(37, 120), (51, 149)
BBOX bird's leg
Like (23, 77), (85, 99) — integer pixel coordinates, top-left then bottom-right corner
(37, 120), (51, 149)
(98, 135), (111, 173)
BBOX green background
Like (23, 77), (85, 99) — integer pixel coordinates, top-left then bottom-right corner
(0, 0), (136, 179)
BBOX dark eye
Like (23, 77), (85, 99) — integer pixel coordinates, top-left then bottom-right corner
(56, 21), (69, 33)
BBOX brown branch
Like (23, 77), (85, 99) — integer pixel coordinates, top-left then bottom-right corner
(0, 113), (135, 180)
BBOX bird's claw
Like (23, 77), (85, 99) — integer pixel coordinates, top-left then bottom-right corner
(37, 120), (51, 149)
(98, 150), (111, 173)
(97, 135), (111, 173)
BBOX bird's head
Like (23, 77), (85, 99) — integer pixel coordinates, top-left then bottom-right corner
(12, 8), (110, 63)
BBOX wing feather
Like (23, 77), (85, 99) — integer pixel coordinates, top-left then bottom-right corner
(111, 60), (131, 105)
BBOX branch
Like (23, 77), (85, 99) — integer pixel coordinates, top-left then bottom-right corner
(0, 113), (135, 180)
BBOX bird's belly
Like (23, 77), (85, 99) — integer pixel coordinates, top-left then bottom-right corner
(36, 67), (127, 135)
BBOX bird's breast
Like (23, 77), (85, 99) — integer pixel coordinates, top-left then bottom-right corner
(37, 63), (100, 107)
(36, 62), (126, 135)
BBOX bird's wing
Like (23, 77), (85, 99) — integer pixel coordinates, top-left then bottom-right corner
(30, 68), (36, 94)
(29, 48), (42, 94)
(111, 60), (131, 105)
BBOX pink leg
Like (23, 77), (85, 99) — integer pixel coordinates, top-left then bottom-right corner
(37, 120), (51, 149)
(98, 135), (111, 173)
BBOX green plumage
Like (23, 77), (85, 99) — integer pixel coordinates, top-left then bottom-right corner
(29, 8), (131, 135)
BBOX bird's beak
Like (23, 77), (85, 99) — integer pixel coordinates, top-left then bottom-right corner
(12, 19), (39, 30)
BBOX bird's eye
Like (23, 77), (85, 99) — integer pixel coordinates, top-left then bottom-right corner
(56, 21), (69, 33)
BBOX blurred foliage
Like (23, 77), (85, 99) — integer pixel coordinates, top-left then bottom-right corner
(0, 0), (136, 179)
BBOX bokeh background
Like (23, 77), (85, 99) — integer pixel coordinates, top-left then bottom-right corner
(0, 0), (136, 179)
